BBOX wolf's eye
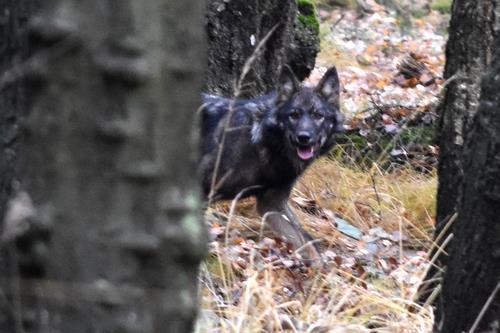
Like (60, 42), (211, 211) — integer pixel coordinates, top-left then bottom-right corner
(312, 112), (324, 121)
(289, 109), (301, 121)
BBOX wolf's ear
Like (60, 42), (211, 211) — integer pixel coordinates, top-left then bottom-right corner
(277, 65), (299, 103)
(316, 66), (340, 108)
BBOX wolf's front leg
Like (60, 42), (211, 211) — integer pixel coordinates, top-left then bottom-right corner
(256, 188), (320, 264)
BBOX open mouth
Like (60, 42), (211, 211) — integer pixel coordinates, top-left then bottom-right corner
(297, 146), (315, 160)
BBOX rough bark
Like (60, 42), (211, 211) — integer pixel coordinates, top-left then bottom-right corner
(206, 0), (319, 98)
(0, 1), (207, 332)
(437, 0), (498, 229)
(436, 31), (500, 333)
(418, 0), (500, 304)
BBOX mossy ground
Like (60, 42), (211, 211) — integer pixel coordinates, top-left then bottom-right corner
(431, 0), (452, 13)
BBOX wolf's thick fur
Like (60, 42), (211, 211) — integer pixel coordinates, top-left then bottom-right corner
(200, 66), (342, 259)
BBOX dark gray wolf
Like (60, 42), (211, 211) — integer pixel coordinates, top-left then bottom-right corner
(200, 66), (342, 260)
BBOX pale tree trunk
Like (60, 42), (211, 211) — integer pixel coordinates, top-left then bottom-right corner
(418, 0), (500, 304)
(435, 26), (500, 333)
(0, 1), (207, 332)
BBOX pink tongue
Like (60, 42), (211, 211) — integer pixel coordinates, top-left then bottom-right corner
(297, 146), (314, 160)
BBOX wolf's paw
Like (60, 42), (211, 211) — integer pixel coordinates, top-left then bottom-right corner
(295, 240), (323, 268)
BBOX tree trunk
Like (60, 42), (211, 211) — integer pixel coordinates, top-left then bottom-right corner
(0, 0), (38, 224)
(0, 1), (207, 332)
(206, 0), (319, 98)
(436, 29), (500, 333)
(0, 1), (39, 329)
(436, 0), (498, 229)
(418, 0), (500, 304)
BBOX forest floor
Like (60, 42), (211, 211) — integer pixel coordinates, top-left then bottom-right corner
(197, 4), (448, 332)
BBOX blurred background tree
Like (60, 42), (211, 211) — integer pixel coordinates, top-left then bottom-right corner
(0, 1), (207, 332)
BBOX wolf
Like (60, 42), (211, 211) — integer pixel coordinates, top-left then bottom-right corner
(200, 65), (343, 260)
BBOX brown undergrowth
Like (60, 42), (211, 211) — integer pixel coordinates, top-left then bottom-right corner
(197, 156), (436, 332)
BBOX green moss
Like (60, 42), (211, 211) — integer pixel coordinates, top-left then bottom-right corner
(310, 0), (355, 8)
(431, 0), (452, 13)
(412, 9), (426, 18)
(399, 124), (437, 146)
(297, 0), (320, 33)
(345, 132), (368, 149)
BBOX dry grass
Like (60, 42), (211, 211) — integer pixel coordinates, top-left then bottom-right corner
(196, 156), (437, 333)
(296, 158), (436, 245)
(197, 262), (434, 332)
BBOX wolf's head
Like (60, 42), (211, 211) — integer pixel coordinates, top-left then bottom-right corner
(271, 65), (343, 161)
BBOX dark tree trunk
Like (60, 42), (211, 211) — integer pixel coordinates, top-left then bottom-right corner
(436, 28), (500, 333)
(436, 0), (498, 229)
(206, 0), (319, 98)
(418, 0), (500, 304)
(0, 1), (207, 332)
(0, 2), (39, 328)
(0, 0), (37, 224)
